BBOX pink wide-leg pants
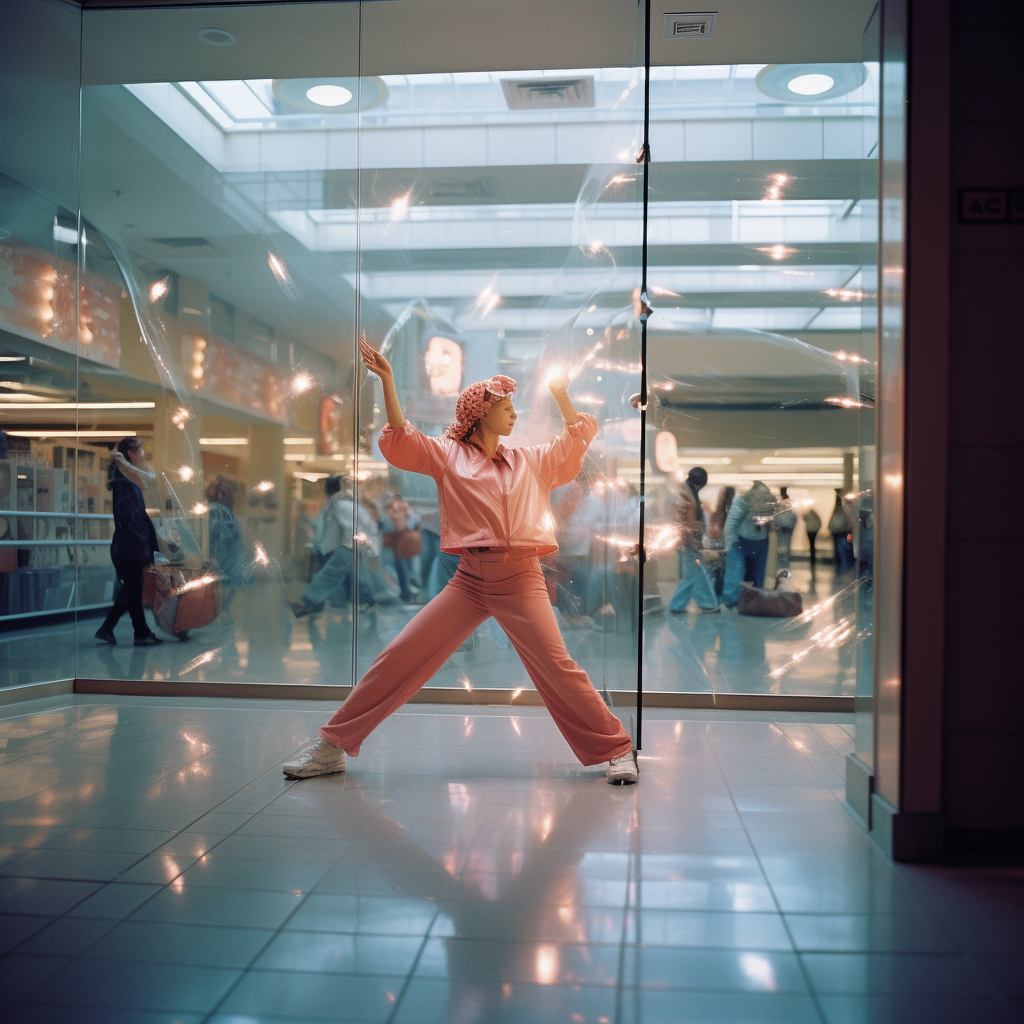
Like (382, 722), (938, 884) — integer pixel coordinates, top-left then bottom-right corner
(320, 551), (633, 766)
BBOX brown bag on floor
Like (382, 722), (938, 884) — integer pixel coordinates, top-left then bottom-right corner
(737, 577), (803, 617)
(149, 564), (221, 634)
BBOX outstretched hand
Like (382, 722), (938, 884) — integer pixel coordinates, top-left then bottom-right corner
(545, 365), (570, 397)
(359, 339), (393, 380)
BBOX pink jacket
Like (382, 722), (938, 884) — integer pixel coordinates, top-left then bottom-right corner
(378, 415), (599, 556)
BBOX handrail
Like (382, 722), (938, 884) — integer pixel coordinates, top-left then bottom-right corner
(2, 510), (114, 521)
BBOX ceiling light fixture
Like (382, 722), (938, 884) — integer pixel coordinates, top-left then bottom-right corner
(272, 77), (387, 113)
(787, 74), (834, 95)
(7, 430), (137, 438)
(306, 84), (353, 107)
(755, 63), (868, 103)
(196, 28), (236, 47)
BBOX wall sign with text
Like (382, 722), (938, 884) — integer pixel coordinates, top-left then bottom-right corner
(957, 188), (1024, 224)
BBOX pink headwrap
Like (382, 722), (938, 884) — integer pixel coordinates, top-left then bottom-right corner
(444, 374), (517, 441)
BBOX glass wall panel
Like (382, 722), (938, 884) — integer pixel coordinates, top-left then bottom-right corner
(643, 45), (881, 698)
(76, 4), (360, 685)
(352, 29), (645, 735)
(0, 0), (83, 688)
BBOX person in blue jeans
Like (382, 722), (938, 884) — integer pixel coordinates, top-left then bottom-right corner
(292, 476), (376, 616)
(668, 467), (720, 613)
(721, 480), (775, 608)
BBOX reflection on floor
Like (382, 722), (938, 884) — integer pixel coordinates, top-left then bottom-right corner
(0, 697), (1020, 1023)
(2, 560), (865, 697)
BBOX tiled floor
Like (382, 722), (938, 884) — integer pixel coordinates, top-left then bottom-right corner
(2, 559), (864, 698)
(0, 696), (1020, 1023)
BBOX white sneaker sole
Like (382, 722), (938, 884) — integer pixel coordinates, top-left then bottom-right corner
(282, 761), (346, 780)
(606, 752), (639, 785)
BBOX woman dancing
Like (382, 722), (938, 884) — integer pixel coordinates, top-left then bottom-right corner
(283, 340), (638, 785)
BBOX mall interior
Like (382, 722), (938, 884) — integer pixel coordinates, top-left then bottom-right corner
(0, 0), (1020, 1021)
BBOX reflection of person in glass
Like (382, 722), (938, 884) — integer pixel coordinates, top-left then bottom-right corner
(291, 475), (376, 617)
(94, 437), (163, 646)
(203, 475), (247, 620)
(721, 479), (775, 608)
(668, 466), (720, 614)
(283, 340), (637, 784)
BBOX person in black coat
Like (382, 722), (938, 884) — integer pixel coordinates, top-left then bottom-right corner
(94, 437), (163, 645)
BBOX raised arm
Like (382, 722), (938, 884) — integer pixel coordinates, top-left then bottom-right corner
(112, 451), (156, 489)
(360, 338), (404, 429)
(546, 368), (578, 425)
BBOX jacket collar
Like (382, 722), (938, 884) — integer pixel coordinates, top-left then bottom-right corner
(465, 438), (514, 467)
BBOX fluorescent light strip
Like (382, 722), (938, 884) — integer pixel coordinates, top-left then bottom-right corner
(283, 437), (315, 445)
(761, 456), (846, 465)
(0, 401), (156, 410)
(6, 430), (137, 438)
(284, 453), (311, 461)
(199, 437), (248, 445)
(0, 356), (27, 362)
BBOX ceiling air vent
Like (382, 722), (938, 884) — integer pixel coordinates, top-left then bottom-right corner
(501, 76), (594, 110)
(149, 237), (214, 250)
(427, 178), (495, 201)
(663, 12), (717, 39)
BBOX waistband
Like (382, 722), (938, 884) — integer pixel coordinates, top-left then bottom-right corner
(465, 546), (537, 561)
(457, 548), (541, 578)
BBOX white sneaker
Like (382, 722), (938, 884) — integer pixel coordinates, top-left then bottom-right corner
(606, 750), (638, 785)
(282, 738), (346, 779)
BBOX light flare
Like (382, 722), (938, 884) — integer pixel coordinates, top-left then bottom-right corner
(177, 465), (194, 483)
(758, 245), (797, 260)
(181, 647), (224, 675)
(824, 396), (872, 409)
(190, 502), (209, 516)
(255, 480), (274, 493)
(149, 278), (169, 303)
(253, 542), (269, 566)
(389, 192), (411, 224)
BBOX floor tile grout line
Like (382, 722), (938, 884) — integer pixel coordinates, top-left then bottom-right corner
(702, 717), (831, 1024)
(3, 749), (326, 971)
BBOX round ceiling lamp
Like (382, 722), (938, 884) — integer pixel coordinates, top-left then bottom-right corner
(196, 27), (236, 47)
(272, 77), (388, 114)
(755, 63), (867, 102)
(305, 84), (353, 107)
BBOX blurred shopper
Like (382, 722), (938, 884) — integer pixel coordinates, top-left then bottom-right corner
(291, 475), (377, 617)
(551, 475), (593, 626)
(829, 488), (855, 573)
(283, 343), (637, 785)
(204, 475), (248, 620)
(721, 480), (775, 608)
(668, 467), (719, 614)
(311, 475), (342, 568)
(418, 504), (442, 599)
(803, 504), (822, 566)
(381, 493), (421, 604)
(774, 485), (798, 569)
(94, 437), (162, 646)
(707, 485), (735, 599)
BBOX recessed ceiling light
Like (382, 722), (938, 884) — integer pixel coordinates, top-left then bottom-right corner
(196, 28), (235, 47)
(755, 63), (867, 103)
(306, 84), (353, 107)
(787, 73), (834, 96)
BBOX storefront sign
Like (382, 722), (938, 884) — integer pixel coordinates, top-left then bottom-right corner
(0, 241), (121, 366)
(958, 188), (1024, 223)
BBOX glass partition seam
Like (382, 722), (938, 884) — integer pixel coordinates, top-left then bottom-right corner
(351, 0), (364, 693)
(635, 0), (652, 752)
(75, 4), (84, 688)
